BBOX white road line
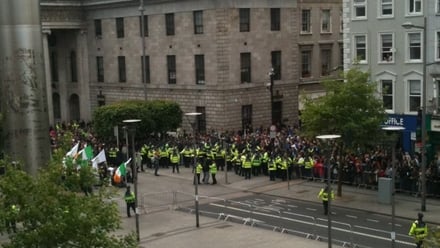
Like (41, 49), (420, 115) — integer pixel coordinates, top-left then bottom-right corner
(287, 204), (298, 208)
(346, 215), (358, 219)
(210, 203), (414, 247)
(366, 218), (380, 223)
(387, 222), (403, 228)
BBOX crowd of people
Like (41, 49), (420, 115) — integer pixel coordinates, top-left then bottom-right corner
(50, 121), (440, 198)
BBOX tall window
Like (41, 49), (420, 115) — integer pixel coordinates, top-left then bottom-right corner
(408, 0), (422, 15)
(380, 33), (394, 62)
(195, 54), (205, 85)
(301, 9), (311, 33)
(380, 0), (393, 17)
(240, 53), (251, 83)
(165, 13), (175, 36)
(271, 51), (281, 80)
(409, 80), (421, 112)
(70, 51), (77, 82)
(321, 9), (331, 33)
(353, 0), (367, 19)
(139, 15), (148, 37)
(381, 80), (393, 110)
(437, 31), (440, 60)
(408, 32), (422, 61)
(301, 50), (312, 78)
(193, 10), (203, 34)
(96, 56), (104, 82)
(167, 55), (176, 84)
(116, 17), (124, 38)
(141, 55), (150, 84)
(94, 19), (102, 38)
(339, 43), (344, 67)
(50, 51), (59, 82)
(271, 8), (281, 31)
(321, 48), (331, 76)
(242, 105), (253, 132)
(118, 56), (126, 82)
(437, 0), (440, 14)
(239, 8), (250, 32)
(354, 35), (367, 63)
(196, 106), (206, 133)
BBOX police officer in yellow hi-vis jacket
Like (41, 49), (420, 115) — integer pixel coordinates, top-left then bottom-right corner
(318, 185), (334, 215)
(409, 213), (428, 248)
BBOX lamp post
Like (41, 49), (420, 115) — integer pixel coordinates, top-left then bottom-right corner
(139, 0), (147, 100)
(184, 112), (202, 228)
(382, 126), (405, 248)
(316, 134), (341, 248)
(402, 17), (427, 212)
(268, 68), (275, 124)
(123, 119), (141, 242)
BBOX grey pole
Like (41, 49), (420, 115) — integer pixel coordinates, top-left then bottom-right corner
(0, 0), (50, 174)
(139, 0), (148, 100)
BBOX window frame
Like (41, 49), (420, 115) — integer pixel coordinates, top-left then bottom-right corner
(240, 52), (251, 83)
(270, 8), (281, 31)
(193, 10), (204, 35)
(118, 56), (126, 83)
(321, 9), (331, 33)
(407, 0), (422, 16)
(320, 48), (332, 76)
(70, 51), (77, 83)
(239, 8), (250, 32)
(437, 0), (440, 14)
(406, 31), (422, 62)
(378, 33), (394, 63)
(195, 106), (206, 134)
(353, 34), (368, 64)
(141, 55), (150, 84)
(116, 17), (124, 38)
(271, 51), (282, 80)
(96, 56), (104, 83)
(165, 13), (175, 36)
(436, 31), (440, 61)
(408, 79), (421, 112)
(301, 49), (312, 78)
(195, 54), (205, 85)
(94, 19), (102, 38)
(379, 0), (393, 18)
(241, 105), (253, 132)
(352, 0), (367, 20)
(381, 79), (394, 111)
(301, 9), (312, 33)
(167, 55), (176, 84)
(139, 15), (148, 37)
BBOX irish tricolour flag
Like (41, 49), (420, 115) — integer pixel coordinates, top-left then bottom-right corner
(113, 158), (131, 184)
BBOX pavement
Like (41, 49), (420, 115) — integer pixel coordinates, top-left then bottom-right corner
(114, 166), (440, 248)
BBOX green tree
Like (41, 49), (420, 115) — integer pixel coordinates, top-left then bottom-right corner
(300, 68), (386, 195)
(425, 225), (440, 248)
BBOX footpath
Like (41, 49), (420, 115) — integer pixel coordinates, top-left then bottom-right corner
(116, 166), (440, 248)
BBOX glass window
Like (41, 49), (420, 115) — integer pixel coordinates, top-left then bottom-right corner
(409, 80), (421, 112)
(239, 8), (250, 32)
(140, 56), (150, 84)
(50, 51), (58, 82)
(242, 105), (253, 132)
(96, 56), (104, 82)
(353, 0), (367, 18)
(437, 31), (440, 60)
(301, 50), (312, 78)
(196, 106), (206, 134)
(139, 15), (148, 37)
(380, 33), (394, 62)
(70, 51), (77, 82)
(271, 51), (281, 80)
(321, 49), (331, 76)
(195, 54), (205, 85)
(380, 0), (393, 16)
(301, 9), (311, 33)
(321, 9), (331, 33)
(271, 8), (281, 31)
(167, 55), (176, 84)
(118, 56), (126, 83)
(94, 19), (102, 37)
(194, 10), (203, 34)
(408, 0), (422, 15)
(116, 17), (124, 38)
(437, 0), (440, 14)
(408, 32), (421, 60)
(240, 53), (251, 83)
(381, 80), (393, 110)
(354, 35), (367, 62)
(165, 13), (175, 36)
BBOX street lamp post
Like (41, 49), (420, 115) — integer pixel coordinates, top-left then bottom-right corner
(184, 112), (202, 228)
(268, 68), (275, 124)
(316, 134), (341, 248)
(382, 126), (405, 248)
(139, 0), (147, 100)
(123, 119), (141, 242)
(402, 17), (427, 212)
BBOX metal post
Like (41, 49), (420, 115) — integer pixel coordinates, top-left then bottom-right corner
(269, 68), (275, 124)
(391, 144), (396, 248)
(224, 140), (228, 184)
(139, 0), (148, 100)
(420, 16), (427, 212)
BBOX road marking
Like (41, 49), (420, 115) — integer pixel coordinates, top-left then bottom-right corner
(387, 222), (402, 227)
(209, 203), (415, 247)
(287, 204), (298, 208)
(366, 218), (379, 223)
(346, 215), (358, 219)
(306, 208), (317, 212)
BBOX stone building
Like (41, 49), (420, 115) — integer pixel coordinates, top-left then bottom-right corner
(39, 0), (342, 133)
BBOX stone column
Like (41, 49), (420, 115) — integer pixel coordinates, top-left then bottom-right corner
(77, 29), (91, 121)
(42, 28), (54, 126)
(0, 0), (51, 174)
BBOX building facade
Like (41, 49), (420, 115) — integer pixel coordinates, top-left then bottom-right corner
(40, 0), (304, 133)
(343, 0), (440, 154)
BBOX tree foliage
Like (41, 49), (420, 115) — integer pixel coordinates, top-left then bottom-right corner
(300, 68), (386, 149)
(425, 226), (440, 248)
(92, 100), (182, 142)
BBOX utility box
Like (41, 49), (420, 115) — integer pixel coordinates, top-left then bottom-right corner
(378, 177), (392, 204)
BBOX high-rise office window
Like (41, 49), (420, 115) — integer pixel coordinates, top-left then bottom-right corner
(167, 55), (176, 84)
(240, 52), (251, 83)
(193, 10), (204, 34)
(271, 51), (281, 80)
(195, 55), (205, 85)
(94, 19), (102, 38)
(165, 13), (175, 36)
(141, 55), (150, 84)
(271, 8), (281, 31)
(116, 17), (124, 38)
(139, 15), (148, 37)
(118, 56), (126, 82)
(239, 8), (250, 32)
(96, 56), (104, 82)
(70, 51), (77, 82)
